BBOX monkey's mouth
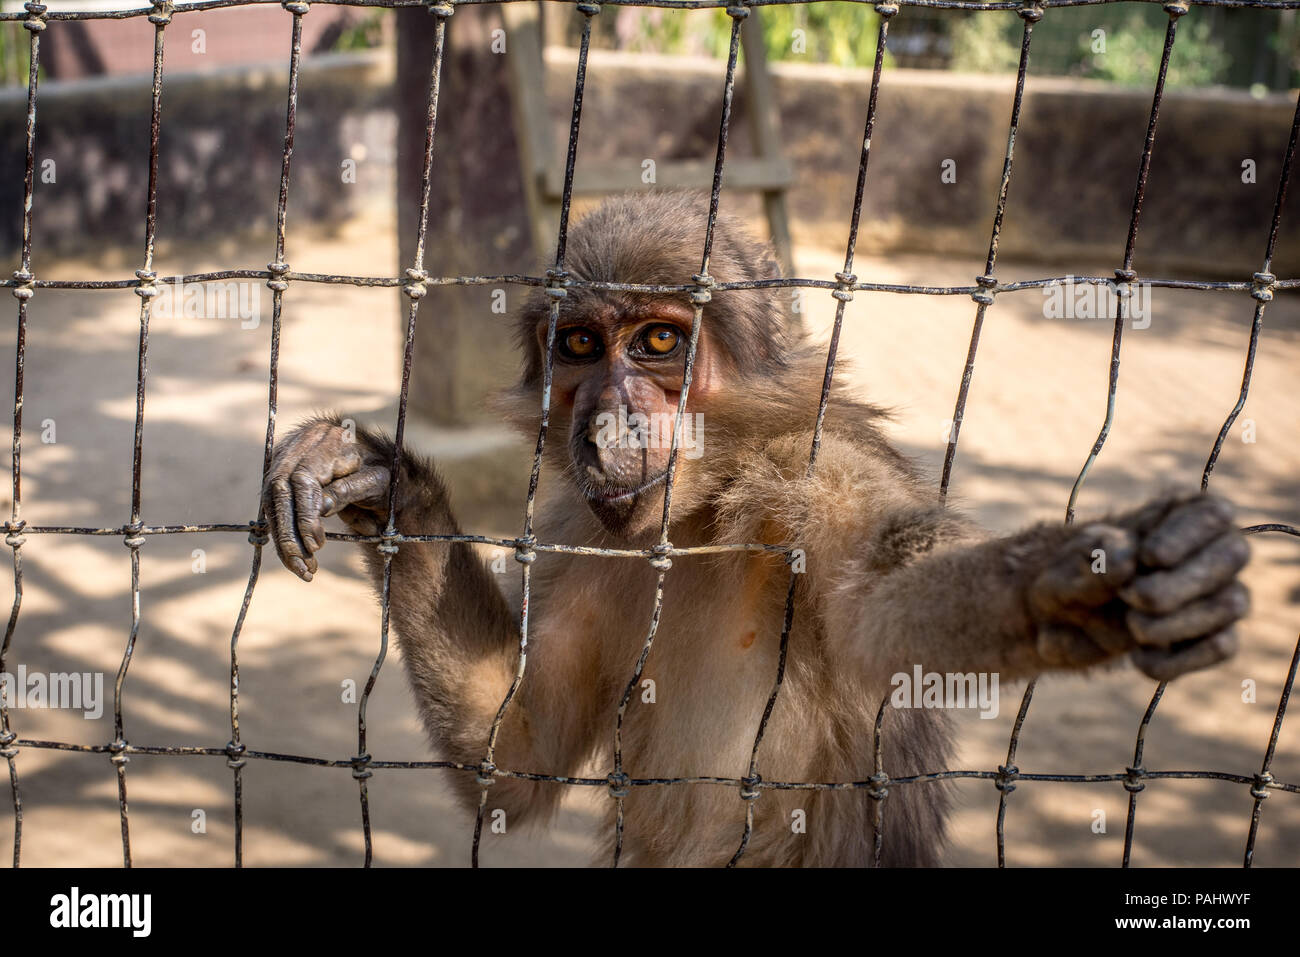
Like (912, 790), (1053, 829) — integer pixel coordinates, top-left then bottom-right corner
(581, 471), (667, 505)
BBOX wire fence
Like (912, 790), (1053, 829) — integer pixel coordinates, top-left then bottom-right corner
(0, 0), (1297, 869)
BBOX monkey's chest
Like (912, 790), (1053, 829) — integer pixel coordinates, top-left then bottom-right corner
(536, 552), (810, 781)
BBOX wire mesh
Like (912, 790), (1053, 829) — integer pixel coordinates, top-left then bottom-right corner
(0, 0), (1297, 870)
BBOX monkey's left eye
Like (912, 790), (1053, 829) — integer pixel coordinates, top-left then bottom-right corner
(559, 328), (602, 360)
(638, 324), (681, 357)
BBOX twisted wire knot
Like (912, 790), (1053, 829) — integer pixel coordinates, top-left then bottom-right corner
(266, 261), (290, 293)
(874, 2), (899, 18)
(832, 271), (857, 304)
(576, 1), (601, 16)
(11, 270), (34, 302)
(739, 773), (762, 801)
(1018, 0), (1044, 22)
(109, 738), (130, 767)
(403, 266), (428, 301)
(282, 0), (310, 14)
(971, 274), (997, 306)
(514, 535), (536, 565)
(124, 524), (146, 549)
(607, 771), (630, 799)
(225, 740), (247, 770)
(1123, 765), (1146, 794)
(1250, 771), (1273, 800)
(648, 542), (672, 572)
(0, 729), (17, 760)
(691, 273), (714, 306)
(148, 0), (174, 26)
(475, 760), (497, 787)
(23, 2), (47, 32)
(426, 0), (454, 16)
(544, 268), (569, 301)
(726, 4), (751, 20)
(1163, 0), (1189, 17)
(377, 534), (400, 556)
(134, 269), (159, 300)
(351, 752), (373, 781)
(247, 521), (269, 547)
(994, 763), (1019, 794)
(867, 771), (890, 801)
(1251, 271), (1276, 304)
(5, 520), (26, 549)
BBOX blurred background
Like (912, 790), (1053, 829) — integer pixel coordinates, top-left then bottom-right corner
(0, 0), (1297, 867)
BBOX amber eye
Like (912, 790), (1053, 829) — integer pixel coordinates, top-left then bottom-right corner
(642, 324), (680, 356)
(560, 328), (601, 360)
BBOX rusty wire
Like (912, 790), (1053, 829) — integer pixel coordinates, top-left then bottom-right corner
(0, 0), (1298, 870)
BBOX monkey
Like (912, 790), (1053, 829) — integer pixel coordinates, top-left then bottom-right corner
(263, 191), (1251, 867)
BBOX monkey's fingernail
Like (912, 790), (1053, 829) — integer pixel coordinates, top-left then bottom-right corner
(321, 494), (336, 516)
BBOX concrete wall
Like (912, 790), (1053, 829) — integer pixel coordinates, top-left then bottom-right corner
(556, 49), (1300, 278)
(0, 51), (394, 259)
(3, 47), (1295, 276)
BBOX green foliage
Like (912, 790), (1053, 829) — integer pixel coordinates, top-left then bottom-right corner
(332, 9), (386, 52)
(950, 8), (1234, 88)
(1085, 15), (1231, 87)
(606, 6), (885, 69)
(0, 24), (34, 88)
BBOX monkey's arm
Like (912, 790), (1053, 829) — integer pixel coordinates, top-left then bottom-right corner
(820, 492), (1250, 685)
(263, 414), (595, 823)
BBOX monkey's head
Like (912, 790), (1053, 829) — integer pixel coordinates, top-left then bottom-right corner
(509, 192), (800, 541)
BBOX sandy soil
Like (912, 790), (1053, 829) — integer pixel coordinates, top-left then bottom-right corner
(1, 208), (1297, 868)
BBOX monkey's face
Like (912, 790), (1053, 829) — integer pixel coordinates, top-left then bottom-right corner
(538, 299), (719, 539)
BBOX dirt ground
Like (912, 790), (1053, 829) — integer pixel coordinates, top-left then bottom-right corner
(2, 206), (1297, 868)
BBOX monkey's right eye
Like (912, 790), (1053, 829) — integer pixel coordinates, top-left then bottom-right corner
(558, 328), (602, 361)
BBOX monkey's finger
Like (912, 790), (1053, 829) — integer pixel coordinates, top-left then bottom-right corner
(1139, 496), (1234, 569)
(1029, 525), (1135, 613)
(1127, 582), (1249, 648)
(1122, 488), (1203, 536)
(338, 505), (383, 537)
(291, 467), (327, 555)
(322, 465), (392, 517)
(1037, 623), (1109, 669)
(1130, 629), (1238, 682)
(1118, 531), (1250, 615)
(1073, 603), (1134, 655)
(267, 473), (314, 581)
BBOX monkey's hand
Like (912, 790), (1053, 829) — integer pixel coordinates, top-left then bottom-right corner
(263, 414), (404, 581)
(1025, 492), (1250, 682)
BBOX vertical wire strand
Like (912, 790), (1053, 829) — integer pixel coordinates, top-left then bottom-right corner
(1, 0), (47, 870)
(222, 0), (309, 867)
(357, 2), (452, 869)
(609, 2), (752, 868)
(937, 17), (1040, 858)
(1243, 633), (1299, 865)
(1202, 92), (1300, 490)
(1037, 2), (1184, 869)
(728, 4), (896, 869)
(112, 2), (171, 868)
(1120, 681), (1164, 866)
(939, 6), (1037, 500)
(471, 2), (600, 869)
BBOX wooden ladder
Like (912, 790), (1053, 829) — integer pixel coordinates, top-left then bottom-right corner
(502, 3), (796, 278)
